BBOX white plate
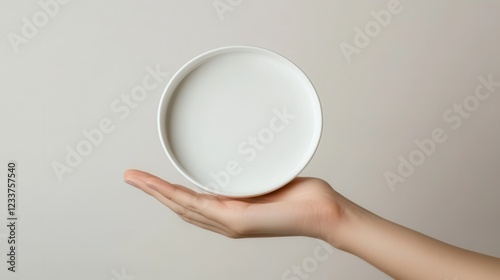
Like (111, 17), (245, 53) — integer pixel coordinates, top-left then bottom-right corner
(158, 46), (322, 197)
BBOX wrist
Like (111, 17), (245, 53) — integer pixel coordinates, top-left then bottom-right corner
(322, 196), (377, 252)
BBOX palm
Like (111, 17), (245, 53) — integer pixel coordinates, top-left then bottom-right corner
(213, 177), (343, 239)
(125, 170), (345, 241)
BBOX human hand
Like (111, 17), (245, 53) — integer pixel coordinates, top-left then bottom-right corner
(124, 169), (500, 279)
(124, 169), (352, 245)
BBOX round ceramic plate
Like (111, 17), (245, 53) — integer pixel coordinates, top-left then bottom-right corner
(158, 46), (322, 197)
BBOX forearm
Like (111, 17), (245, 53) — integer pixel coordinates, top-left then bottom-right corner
(328, 203), (500, 280)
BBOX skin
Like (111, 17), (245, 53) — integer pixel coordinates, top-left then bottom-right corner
(124, 169), (500, 280)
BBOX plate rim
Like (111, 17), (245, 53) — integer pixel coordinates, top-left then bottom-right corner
(157, 45), (323, 197)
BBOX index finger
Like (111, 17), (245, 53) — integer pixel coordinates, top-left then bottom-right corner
(125, 169), (219, 216)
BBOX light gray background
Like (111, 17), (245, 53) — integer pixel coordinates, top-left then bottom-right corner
(1, 1), (499, 279)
